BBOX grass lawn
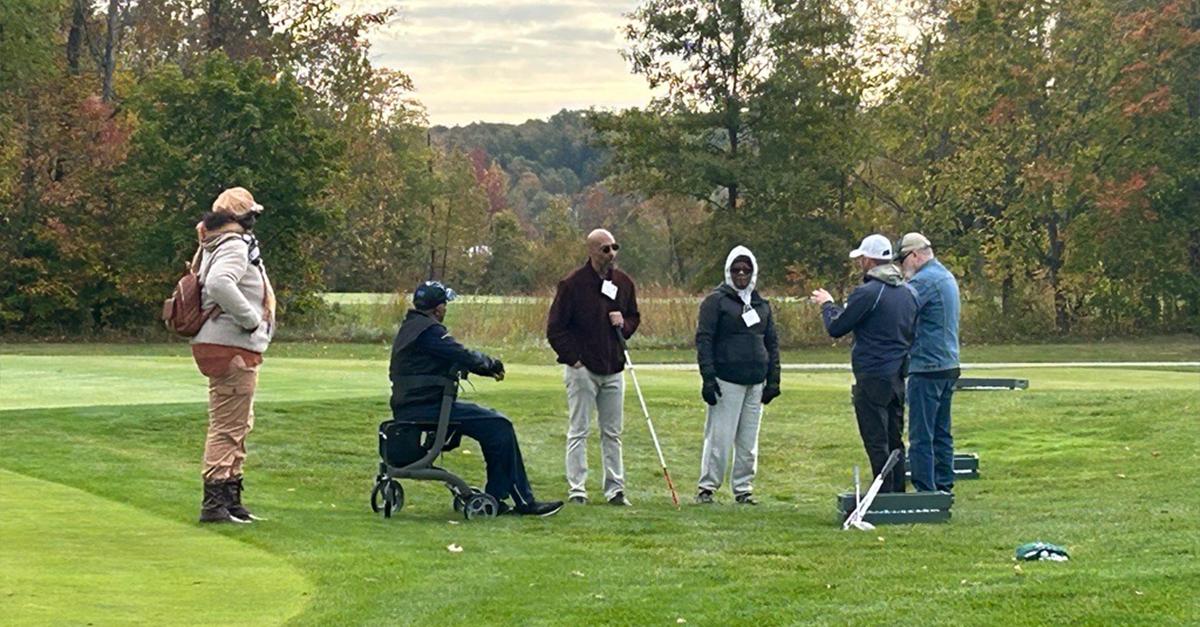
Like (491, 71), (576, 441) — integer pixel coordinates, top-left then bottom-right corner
(1, 342), (1198, 624)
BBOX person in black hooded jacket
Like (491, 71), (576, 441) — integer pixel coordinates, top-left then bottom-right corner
(693, 246), (781, 505)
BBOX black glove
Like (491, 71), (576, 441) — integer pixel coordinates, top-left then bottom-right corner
(762, 384), (781, 405)
(701, 379), (721, 406)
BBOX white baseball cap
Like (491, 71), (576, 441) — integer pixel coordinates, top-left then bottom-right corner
(848, 234), (893, 261)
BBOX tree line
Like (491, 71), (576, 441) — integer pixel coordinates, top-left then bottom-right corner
(1, 0), (1196, 338)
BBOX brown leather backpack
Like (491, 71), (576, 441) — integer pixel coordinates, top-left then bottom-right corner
(162, 246), (223, 337)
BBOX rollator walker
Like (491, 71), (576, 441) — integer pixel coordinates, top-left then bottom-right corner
(370, 368), (500, 520)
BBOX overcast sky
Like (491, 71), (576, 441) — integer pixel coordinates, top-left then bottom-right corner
(349, 0), (656, 127)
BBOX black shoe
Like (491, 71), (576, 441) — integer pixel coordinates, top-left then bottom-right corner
(496, 500), (514, 516)
(199, 482), (250, 524)
(568, 495), (588, 505)
(735, 493), (758, 505)
(515, 500), (564, 517)
(695, 490), (714, 504)
(608, 491), (631, 506)
(225, 476), (262, 521)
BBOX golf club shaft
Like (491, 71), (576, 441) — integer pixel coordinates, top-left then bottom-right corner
(843, 449), (901, 530)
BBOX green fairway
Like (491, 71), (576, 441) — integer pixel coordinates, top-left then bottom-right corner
(0, 470), (310, 625)
(1, 344), (1198, 624)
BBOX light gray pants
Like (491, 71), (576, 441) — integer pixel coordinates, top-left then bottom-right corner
(564, 366), (626, 500)
(698, 378), (763, 496)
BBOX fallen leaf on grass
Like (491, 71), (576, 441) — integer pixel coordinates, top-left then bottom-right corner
(571, 571), (586, 577)
(593, 593), (605, 600)
(447, 520), (460, 525)
(877, 536), (885, 542)
(677, 618), (687, 624)
(1134, 590), (1144, 596)
(446, 543), (463, 553)
(1117, 473), (1127, 479)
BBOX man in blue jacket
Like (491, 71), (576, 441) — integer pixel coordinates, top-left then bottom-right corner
(897, 233), (961, 493)
(811, 234), (917, 493)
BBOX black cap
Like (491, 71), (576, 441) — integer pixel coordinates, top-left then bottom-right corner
(412, 281), (457, 310)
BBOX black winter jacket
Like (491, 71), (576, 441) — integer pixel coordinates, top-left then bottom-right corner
(820, 265), (917, 378)
(695, 285), (781, 386)
(389, 310), (499, 415)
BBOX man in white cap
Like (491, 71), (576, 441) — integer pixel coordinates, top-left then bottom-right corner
(896, 232), (961, 494)
(811, 234), (917, 493)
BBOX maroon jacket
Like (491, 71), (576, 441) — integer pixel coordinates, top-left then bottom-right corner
(546, 261), (640, 375)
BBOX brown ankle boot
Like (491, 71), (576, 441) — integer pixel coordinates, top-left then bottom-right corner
(225, 476), (260, 521)
(199, 481), (250, 524)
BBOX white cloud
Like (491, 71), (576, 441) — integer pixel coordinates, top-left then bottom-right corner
(342, 0), (653, 125)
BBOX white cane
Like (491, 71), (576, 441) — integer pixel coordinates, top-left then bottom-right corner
(615, 328), (681, 509)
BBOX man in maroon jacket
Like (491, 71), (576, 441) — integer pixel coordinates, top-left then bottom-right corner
(546, 229), (641, 506)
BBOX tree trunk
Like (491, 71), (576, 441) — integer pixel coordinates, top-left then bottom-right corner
(101, 0), (119, 102)
(67, 0), (85, 75)
(1001, 274), (1014, 317)
(662, 205), (685, 284)
(206, 0), (225, 52)
(1046, 215), (1069, 334)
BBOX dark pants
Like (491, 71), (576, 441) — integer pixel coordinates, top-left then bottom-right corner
(397, 401), (536, 507)
(852, 373), (906, 493)
(907, 374), (957, 492)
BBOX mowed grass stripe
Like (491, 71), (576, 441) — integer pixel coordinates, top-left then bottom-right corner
(2, 353), (1197, 412)
(0, 469), (311, 626)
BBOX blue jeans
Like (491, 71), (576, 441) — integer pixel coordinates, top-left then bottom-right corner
(907, 375), (957, 492)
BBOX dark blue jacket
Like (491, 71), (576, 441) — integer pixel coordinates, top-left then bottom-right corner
(821, 265), (917, 378)
(907, 258), (961, 373)
(389, 310), (500, 415)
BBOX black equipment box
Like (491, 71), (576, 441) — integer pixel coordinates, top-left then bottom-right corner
(837, 491), (953, 525)
(954, 378), (1028, 390)
(905, 452), (980, 480)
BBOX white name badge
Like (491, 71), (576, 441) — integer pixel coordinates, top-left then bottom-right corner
(742, 308), (761, 327)
(601, 280), (618, 300)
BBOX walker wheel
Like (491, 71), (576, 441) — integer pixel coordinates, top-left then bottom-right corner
(452, 487), (483, 513)
(383, 480), (404, 518)
(463, 493), (498, 520)
(370, 477), (386, 513)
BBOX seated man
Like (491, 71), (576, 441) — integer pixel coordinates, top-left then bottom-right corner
(389, 280), (563, 517)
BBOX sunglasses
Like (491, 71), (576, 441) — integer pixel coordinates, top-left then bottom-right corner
(730, 266), (753, 276)
(601, 243), (620, 254)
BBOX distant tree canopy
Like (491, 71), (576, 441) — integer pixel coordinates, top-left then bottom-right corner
(0, 0), (1196, 338)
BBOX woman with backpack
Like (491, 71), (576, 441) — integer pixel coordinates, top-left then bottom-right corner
(191, 187), (275, 523)
(694, 246), (781, 505)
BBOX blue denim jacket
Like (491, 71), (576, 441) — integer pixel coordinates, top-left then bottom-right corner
(907, 258), (960, 373)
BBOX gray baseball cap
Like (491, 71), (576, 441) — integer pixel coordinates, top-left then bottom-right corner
(898, 232), (932, 256)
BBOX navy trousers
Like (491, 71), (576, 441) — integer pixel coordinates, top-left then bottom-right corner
(396, 401), (536, 506)
(907, 374), (957, 492)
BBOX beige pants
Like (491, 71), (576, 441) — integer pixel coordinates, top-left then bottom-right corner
(203, 355), (259, 481)
(564, 365), (626, 500)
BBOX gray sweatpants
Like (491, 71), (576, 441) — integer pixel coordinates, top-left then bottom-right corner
(564, 365), (626, 500)
(698, 378), (763, 496)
